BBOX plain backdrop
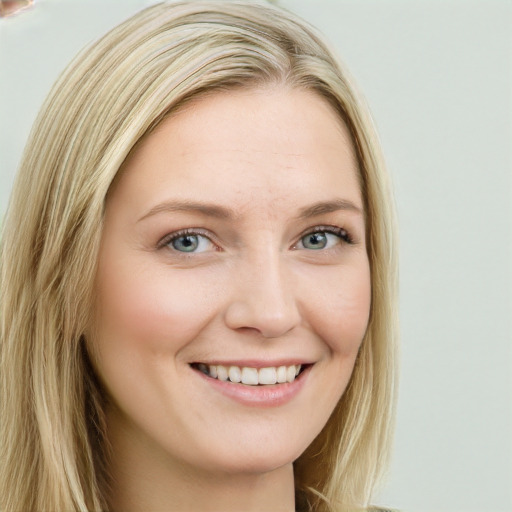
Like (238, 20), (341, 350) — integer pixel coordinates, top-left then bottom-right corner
(1, 1), (511, 511)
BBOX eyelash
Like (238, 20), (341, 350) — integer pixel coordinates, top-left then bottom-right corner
(157, 225), (354, 252)
(298, 225), (354, 247)
(157, 228), (216, 251)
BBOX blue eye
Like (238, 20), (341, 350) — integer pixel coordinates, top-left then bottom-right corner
(302, 232), (328, 250)
(298, 228), (350, 250)
(167, 232), (213, 253)
(171, 234), (199, 252)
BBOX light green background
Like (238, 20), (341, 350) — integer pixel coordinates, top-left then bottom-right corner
(1, 1), (511, 511)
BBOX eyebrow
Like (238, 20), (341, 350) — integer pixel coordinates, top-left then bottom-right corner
(297, 199), (363, 219)
(138, 200), (236, 222)
(137, 198), (362, 223)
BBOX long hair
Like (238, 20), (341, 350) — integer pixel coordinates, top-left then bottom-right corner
(0, 2), (398, 510)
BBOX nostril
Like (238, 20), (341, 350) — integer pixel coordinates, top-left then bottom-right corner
(224, 301), (300, 339)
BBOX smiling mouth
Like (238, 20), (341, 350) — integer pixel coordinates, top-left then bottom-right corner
(190, 363), (308, 386)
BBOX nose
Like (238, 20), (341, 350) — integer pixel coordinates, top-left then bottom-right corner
(223, 251), (301, 339)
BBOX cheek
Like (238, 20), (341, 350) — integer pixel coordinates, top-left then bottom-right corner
(300, 261), (371, 355)
(92, 255), (226, 357)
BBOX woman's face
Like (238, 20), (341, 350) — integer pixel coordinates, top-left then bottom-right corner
(92, 86), (371, 476)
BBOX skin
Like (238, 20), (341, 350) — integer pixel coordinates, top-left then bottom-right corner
(91, 86), (371, 512)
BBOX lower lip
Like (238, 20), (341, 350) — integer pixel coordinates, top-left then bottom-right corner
(193, 366), (311, 407)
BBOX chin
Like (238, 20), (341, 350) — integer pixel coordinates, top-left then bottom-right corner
(190, 429), (312, 477)
(205, 451), (297, 477)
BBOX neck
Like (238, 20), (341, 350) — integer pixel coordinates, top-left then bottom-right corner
(106, 412), (295, 512)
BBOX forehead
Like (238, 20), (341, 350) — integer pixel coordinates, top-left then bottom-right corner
(109, 86), (362, 219)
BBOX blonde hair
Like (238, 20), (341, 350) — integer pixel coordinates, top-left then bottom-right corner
(0, 2), (398, 511)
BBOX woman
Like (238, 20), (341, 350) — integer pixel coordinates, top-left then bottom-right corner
(0, 1), (398, 511)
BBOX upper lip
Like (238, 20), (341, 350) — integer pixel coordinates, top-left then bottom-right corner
(191, 359), (313, 369)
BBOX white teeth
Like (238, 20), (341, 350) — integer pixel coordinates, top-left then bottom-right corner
(241, 367), (259, 385)
(276, 365), (287, 383)
(198, 363), (302, 385)
(286, 366), (296, 383)
(216, 365), (228, 381)
(228, 366), (241, 383)
(258, 367), (277, 385)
